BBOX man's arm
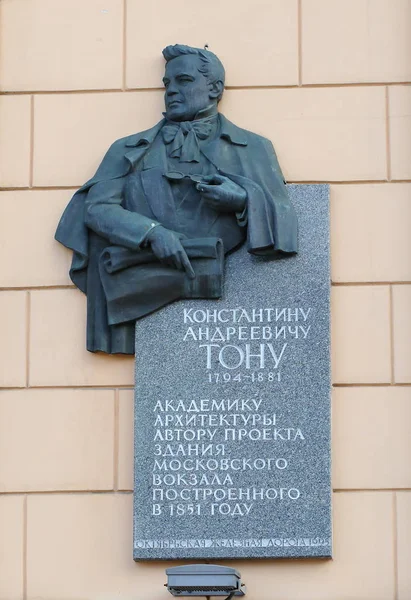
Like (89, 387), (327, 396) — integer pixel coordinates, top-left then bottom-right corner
(84, 178), (160, 249)
(84, 177), (195, 277)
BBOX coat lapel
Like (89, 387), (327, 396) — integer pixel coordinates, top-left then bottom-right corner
(129, 115), (250, 230)
(124, 145), (151, 171)
(140, 168), (179, 229)
(124, 119), (165, 171)
(201, 114), (248, 175)
(139, 133), (180, 228)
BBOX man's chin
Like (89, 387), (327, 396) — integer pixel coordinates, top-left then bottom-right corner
(165, 106), (192, 122)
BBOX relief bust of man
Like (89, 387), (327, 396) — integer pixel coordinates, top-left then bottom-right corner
(55, 44), (298, 355)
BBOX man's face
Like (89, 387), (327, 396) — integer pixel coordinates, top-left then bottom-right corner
(163, 55), (213, 121)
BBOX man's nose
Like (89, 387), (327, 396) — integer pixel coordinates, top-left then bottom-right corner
(166, 81), (178, 96)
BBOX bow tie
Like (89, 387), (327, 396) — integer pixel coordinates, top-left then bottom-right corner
(162, 117), (216, 163)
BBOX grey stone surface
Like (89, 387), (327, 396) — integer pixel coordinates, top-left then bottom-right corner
(134, 184), (331, 560)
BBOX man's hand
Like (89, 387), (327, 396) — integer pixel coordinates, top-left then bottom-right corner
(146, 226), (195, 279)
(196, 174), (246, 213)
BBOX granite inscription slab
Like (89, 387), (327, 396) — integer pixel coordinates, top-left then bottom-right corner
(133, 184), (331, 560)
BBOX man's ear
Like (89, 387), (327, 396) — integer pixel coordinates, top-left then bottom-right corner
(209, 80), (224, 100)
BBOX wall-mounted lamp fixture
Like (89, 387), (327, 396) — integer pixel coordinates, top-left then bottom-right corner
(165, 564), (246, 599)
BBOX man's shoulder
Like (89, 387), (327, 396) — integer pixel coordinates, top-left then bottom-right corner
(218, 114), (273, 151)
(77, 121), (164, 191)
(106, 120), (165, 155)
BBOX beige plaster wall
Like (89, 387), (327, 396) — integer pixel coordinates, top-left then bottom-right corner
(0, 0), (411, 598)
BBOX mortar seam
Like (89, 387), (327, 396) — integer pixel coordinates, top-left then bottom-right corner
(25, 292), (30, 388)
(389, 285), (395, 384)
(114, 389), (120, 491)
(29, 96), (34, 187)
(393, 492), (399, 600)
(23, 495), (27, 600)
(386, 86), (392, 181)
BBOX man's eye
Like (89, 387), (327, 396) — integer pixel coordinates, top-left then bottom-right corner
(179, 78), (193, 84)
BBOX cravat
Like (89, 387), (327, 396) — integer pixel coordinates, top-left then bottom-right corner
(162, 117), (216, 163)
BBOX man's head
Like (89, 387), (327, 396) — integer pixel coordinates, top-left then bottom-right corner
(162, 44), (225, 122)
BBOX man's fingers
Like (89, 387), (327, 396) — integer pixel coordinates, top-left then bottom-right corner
(155, 241), (176, 266)
(203, 198), (219, 210)
(201, 174), (226, 184)
(151, 240), (166, 260)
(179, 250), (196, 279)
(196, 182), (221, 194)
(170, 254), (184, 271)
(161, 254), (174, 268)
(201, 184), (220, 193)
(198, 184), (221, 199)
(152, 235), (195, 279)
(203, 194), (221, 206)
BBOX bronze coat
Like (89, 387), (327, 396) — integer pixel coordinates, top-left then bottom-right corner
(55, 115), (298, 354)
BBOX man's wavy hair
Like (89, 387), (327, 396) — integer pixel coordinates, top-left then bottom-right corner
(162, 44), (225, 101)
